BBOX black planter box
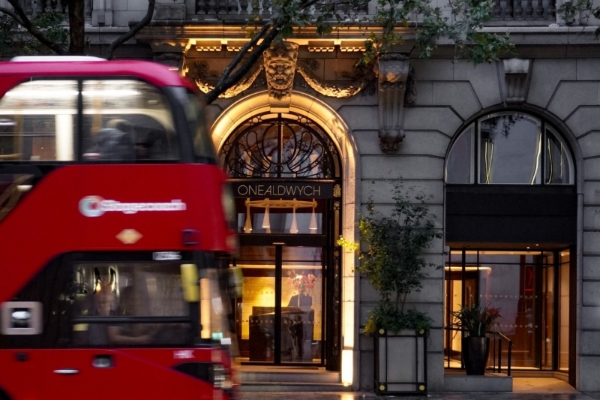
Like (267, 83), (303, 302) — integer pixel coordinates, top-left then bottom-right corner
(374, 328), (427, 395)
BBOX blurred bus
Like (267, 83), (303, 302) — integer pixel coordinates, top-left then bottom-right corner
(0, 57), (238, 400)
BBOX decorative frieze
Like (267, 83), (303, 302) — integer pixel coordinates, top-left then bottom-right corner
(377, 53), (410, 154)
(308, 41), (335, 52)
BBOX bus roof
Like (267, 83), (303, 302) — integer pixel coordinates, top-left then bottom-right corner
(0, 59), (197, 97)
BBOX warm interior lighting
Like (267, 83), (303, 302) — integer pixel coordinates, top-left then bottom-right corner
(290, 206), (299, 233)
(261, 206), (270, 229)
(243, 203), (252, 233)
(243, 198), (317, 233)
(309, 206), (318, 231)
(200, 278), (211, 339)
(341, 349), (353, 386)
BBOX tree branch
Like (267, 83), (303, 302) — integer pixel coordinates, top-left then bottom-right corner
(217, 23), (271, 85)
(105, 0), (156, 59)
(4, 0), (67, 54)
(204, 22), (282, 105)
(0, 6), (24, 25)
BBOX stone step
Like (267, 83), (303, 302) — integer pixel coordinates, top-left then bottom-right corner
(444, 372), (513, 392)
(240, 383), (352, 392)
(241, 369), (340, 384)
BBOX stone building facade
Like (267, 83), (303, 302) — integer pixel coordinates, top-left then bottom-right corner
(5, 0), (600, 393)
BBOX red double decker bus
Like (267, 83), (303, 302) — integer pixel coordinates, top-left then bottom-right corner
(0, 58), (238, 400)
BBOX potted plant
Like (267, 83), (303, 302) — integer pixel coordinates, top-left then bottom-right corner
(339, 185), (441, 394)
(451, 303), (501, 375)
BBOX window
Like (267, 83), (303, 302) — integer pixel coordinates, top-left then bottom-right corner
(81, 80), (178, 162)
(0, 80), (78, 162)
(446, 112), (574, 185)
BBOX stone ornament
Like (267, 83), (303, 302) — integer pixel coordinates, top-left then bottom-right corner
(377, 53), (410, 154)
(502, 58), (531, 105)
(263, 42), (299, 111)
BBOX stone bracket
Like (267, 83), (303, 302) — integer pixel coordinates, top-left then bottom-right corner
(377, 53), (410, 154)
(501, 58), (532, 105)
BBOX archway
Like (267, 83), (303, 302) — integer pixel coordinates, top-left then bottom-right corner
(211, 91), (358, 379)
(443, 109), (579, 385)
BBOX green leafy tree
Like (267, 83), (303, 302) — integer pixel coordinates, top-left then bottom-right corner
(1, 0), (514, 103)
(339, 186), (442, 334)
(0, 0), (155, 58)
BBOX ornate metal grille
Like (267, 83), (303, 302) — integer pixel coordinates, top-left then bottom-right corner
(221, 112), (340, 179)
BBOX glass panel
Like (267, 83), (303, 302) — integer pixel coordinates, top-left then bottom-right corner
(0, 80), (78, 161)
(545, 126), (574, 185)
(281, 247), (322, 363)
(236, 247), (276, 362)
(559, 250), (570, 371)
(446, 124), (474, 183)
(72, 262), (190, 347)
(478, 113), (542, 184)
(81, 80), (177, 162)
(184, 91), (216, 161)
(221, 112), (338, 179)
(541, 253), (554, 370)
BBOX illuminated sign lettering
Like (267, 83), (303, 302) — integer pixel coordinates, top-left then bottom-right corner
(231, 182), (333, 199)
(79, 196), (186, 217)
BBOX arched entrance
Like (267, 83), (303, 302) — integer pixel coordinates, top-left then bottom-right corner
(211, 92), (358, 375)
(444, 110), (578, 385)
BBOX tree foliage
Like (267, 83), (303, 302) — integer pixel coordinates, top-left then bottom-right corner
(0, 0), (155, 58)
(339, 185), (442, 334)
(0, 0), (516, 102)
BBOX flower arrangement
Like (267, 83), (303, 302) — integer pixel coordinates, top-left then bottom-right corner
(287, 270), (316, 293)
(452, 303), (501, 337)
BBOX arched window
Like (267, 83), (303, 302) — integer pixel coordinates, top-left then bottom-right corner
(220, 112), (340, 179)
(446, 112), (574, 185)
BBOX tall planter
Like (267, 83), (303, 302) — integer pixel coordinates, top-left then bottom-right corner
(462, 337), (490, 375)
(374, 329), (427, 395)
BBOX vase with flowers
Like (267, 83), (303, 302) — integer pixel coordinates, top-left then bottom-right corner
(286, 270), (316, 307)
(451, 302), (501, 375)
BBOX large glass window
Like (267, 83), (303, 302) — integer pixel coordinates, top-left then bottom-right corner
(81, 80), (178, 162)
(444, 249), (570, 372)
(446, 112), (574, 185)
(0, 80), (78, 162)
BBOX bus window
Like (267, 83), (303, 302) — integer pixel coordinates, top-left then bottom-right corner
(184, 92), (216, 162)
(73, 262), (191, 347)
(0, 80), (78, 161)
(81, 80), (179, 162)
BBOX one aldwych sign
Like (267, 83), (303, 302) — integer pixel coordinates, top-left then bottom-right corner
(231, 181), (334, 199)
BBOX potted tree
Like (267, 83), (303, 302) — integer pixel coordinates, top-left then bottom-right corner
(451, 303), (501, 375)
(339, 185), (441, 395)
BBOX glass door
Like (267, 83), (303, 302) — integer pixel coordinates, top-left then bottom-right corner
(234, 244), (324, 365)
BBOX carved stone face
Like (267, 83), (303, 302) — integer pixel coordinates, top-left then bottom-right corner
(263, 42), (298, 95)
(265, 58), (295, 91)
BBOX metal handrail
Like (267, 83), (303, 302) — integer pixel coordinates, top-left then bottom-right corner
(444, 326), (512, 376)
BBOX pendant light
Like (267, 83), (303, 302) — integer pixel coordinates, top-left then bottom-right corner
(262, 200), (271, 233)
(243, 201), (252, 233)
(290, 206), (299, 234)
(309, 202), (318, 232)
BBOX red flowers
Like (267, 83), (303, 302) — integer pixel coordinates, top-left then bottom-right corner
(287, 270), (317, 292)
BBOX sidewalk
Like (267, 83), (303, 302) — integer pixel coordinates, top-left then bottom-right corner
(240, 392), (600, 399)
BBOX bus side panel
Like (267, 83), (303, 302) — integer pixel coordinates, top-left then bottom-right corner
(9, 349), (225, 400)
(183, 164), (233, 253)
(0, 164), (231, 302)
(0, 351), (39, 399)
